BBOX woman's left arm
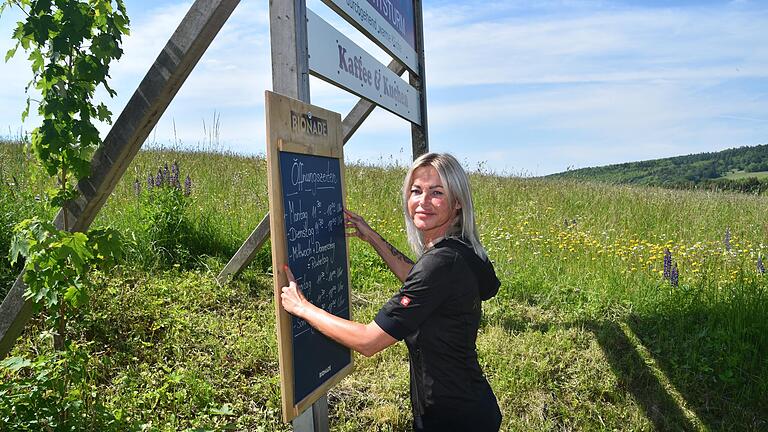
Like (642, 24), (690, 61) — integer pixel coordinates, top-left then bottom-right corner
(280, 265), (397, 357)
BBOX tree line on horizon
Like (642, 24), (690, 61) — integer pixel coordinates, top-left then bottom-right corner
(548, 143), (768, 194)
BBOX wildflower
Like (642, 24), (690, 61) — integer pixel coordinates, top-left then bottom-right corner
(758, 255), (765, 275)
(663, 248), (672, 280)
(155, 168), (163, 187)
(133, 178), (141, 196)
(163, 162), (170, 185)
(147, 174), (154, 190)
(724, 227), (731, 252)
(171, 161), (180, 188)
(184, 174), (192, 196)
(670, 263), (679, 287)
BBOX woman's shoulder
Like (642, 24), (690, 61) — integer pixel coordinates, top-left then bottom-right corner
(416, 238), (468, 270)
(430, 237), (473, 256)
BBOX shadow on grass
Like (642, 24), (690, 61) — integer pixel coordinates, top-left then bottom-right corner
(627, 302), (768, 430)
(498, 299), (768, 431)
(584, 320), (697, 431)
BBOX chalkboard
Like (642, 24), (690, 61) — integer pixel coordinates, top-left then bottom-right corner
(265, 91), (353, 423)
(279, 150), (350, 404)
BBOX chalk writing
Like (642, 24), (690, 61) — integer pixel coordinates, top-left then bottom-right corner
(281, 152), (349, 332)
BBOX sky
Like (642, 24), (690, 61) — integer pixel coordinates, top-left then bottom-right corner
(1, 0), (767, 176)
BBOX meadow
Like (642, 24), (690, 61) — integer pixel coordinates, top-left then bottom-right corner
(724, 170), (768, 180)
(1, 140), (766, 431)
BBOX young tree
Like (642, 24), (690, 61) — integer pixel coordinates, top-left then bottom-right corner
(3, 0), (129, 349)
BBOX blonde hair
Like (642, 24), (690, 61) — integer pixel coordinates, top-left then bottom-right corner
(402, 153), (487, 259)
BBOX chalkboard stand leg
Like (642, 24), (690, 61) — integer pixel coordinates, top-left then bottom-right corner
(292, 395), (329, 432)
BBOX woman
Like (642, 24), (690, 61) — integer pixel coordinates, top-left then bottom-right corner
(281, 153), (502, 431)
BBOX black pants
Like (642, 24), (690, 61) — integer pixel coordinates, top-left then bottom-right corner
(412, 390), (502, 432)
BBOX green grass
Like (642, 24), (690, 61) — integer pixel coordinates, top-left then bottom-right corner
(723, 170), (768, 180)
(1, 141), (767, 430)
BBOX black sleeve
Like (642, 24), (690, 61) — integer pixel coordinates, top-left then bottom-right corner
(374, 250), (457, 340)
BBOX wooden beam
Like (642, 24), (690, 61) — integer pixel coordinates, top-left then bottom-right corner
(216, 213), (270, 285)
(270, 0), (311, 102)
(410, 0), (429, 158)
(216, 58), (405, 285)
(0, 0), (240, 359)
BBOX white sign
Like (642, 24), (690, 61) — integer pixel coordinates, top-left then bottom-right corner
(307, 9), (422, 126)
(320, 0), (419, 73)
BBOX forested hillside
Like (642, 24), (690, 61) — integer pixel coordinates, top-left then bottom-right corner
(549, 144), (768, 193)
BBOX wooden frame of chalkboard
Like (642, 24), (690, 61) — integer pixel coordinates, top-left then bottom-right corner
(265, 91), (354, 423)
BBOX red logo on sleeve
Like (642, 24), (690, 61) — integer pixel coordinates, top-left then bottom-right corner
(399, 296), (411, 307)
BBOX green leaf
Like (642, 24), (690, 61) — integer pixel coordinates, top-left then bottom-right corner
(89, 227), (124, 265)
(96, 103), (111, 122)
(21, 97), (30, 121)
(27, 48), (43, 73)
(19, 34), (31, 50)
(5, 44), (18, 62)
(63, 278), (88, 308)
(69, 155), (92, 180)
(48, 185), (80, 208)
(30, 14), (55, 45)
(31, 0), (53, 16)
(9, 231), (30, 265)
(0, 356), (32, 373)
(210, 403), (236, 416)
(56, 231), (93, 272)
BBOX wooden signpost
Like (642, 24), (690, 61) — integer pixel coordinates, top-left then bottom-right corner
(319, 0), (419, 73)
(221, 1), (429, 428)
(306, 9), (422, 125)
(265, 91), (353, 422)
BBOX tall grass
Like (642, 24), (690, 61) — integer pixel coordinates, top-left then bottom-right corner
(1, 140), (766, 430)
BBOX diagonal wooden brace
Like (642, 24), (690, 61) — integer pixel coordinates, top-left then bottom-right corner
(0, 0), (240, 359)
(215, 59), (407, 286)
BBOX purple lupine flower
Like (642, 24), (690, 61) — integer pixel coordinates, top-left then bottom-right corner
(184, 174), (192, 196)
(171, 161), (180, 188)
(147, 174), (154, 190)
(670, 263), (679, 287)
(758, 255), (765, 275)
(663, 248), (672, 280)
(156, 168), (164, 187)
(134, 178), (141, 196)
(564, 218), (569, 228)
(163, 162), (170, 185)
(724, 227), (731, 252)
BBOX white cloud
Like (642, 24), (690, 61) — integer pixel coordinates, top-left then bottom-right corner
(423, 3), (768, 87)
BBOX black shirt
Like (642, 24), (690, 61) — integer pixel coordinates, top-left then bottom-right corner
(374, 238), (501, 427)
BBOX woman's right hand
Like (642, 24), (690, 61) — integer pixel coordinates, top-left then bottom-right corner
(344, 209), (377, 243)
(281, 265), (308, 318)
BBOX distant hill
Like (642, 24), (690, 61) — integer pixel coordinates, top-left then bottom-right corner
(548, 144), (768, 193)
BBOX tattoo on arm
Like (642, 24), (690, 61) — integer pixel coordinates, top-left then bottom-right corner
(384, 238), (414, 265)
